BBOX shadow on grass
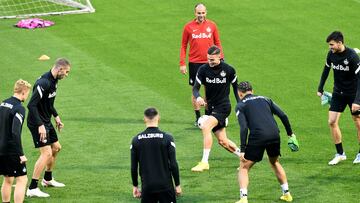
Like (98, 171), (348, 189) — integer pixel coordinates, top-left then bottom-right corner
(66, 117), (193, 125)
(61, 163), (121, 171)
(304, 166), (360, 183)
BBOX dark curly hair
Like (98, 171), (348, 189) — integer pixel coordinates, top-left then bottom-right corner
(238, 81), (253, 93)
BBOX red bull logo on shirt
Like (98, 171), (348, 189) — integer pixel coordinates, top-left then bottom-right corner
(331, 63), (349, 71)
(192, 33), (212, 39)
(206, 77), (226, 84)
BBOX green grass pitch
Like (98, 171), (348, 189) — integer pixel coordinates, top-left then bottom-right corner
(1, 0), (360, 202)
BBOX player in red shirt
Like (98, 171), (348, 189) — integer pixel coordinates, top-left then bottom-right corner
(180, 3), (224, 126)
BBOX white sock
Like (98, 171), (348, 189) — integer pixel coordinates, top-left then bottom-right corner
(233, 148), (241, 157)
(281, 183), (289, 194)
(201, 149), (211, 163)
(240, 188), (248, 198)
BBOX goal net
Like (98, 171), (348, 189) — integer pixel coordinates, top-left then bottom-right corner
(0, 0), (95, 19)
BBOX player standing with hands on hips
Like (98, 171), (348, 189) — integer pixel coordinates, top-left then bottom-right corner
(180, 3), (224, 125)
(317, 31), (360, 165)
(0, 79), (31, 203)
(26, 58), (71, 198)
(235, 81), (299, 203)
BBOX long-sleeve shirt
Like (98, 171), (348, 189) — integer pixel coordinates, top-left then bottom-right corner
(180, 19), (223, 66)
(130, 127), (180, 193)
(193, 61), (240, 107)
(0, 97), (26, 156)
(27, 71), (58, 127)
(235, 94), (293, 152)
(318, 47), (360, 104)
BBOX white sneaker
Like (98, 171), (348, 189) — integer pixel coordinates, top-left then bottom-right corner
(26, 188), (50, 198)
(41, 179), (65, 187)
(328, 153), (347, 165)
(353, 153), (360, 164)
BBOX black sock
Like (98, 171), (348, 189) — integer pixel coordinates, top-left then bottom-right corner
(29, 179), (38, 189)
(205, 109), (209, 115)
(195, 110), (201, 121)
(335, 143), (344, 155)
(44, 171), (52, 181)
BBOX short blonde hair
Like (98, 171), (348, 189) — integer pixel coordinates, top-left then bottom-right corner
(14, 79), (31, 94)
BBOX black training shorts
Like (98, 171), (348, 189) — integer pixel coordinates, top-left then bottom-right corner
(141, 189), (176, 203)
(208, 104), (231, 132)
(244, 141), (281, 162)
(28, 123), (58, 148)
(0, 155), (27, 177)
(188, 62), (206, 86)
(330, 92), (360, 115)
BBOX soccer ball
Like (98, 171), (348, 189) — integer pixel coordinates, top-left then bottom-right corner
(197, 115), (210, 129)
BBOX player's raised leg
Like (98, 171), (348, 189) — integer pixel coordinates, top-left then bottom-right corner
(191, 116), (218, 172)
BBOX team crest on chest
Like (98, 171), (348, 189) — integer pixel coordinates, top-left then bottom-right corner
(344, 59), (349, 65)
(220, 70), (226, 77)
(206, 26), (211, 33)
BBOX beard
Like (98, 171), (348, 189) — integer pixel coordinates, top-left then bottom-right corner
(197, 16), (205, 22)
(57, 75), (65, 80)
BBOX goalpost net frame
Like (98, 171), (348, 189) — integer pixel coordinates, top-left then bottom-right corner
(0, 0), (95, 19)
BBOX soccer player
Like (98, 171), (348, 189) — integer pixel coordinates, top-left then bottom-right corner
(317, 31), (360, 165)
(26, 58), (71, 198)
(180, 3), (224, 125)
(0, 79), (31, 203)
(130, 107), (182, 203)
(191, 45), (241, 172)
(235, 81), (298, 203)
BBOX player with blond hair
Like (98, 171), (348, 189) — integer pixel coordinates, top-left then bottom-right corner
(0, 79), (31, 203)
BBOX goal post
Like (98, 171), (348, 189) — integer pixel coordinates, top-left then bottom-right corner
(0, 0), (95, 19)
